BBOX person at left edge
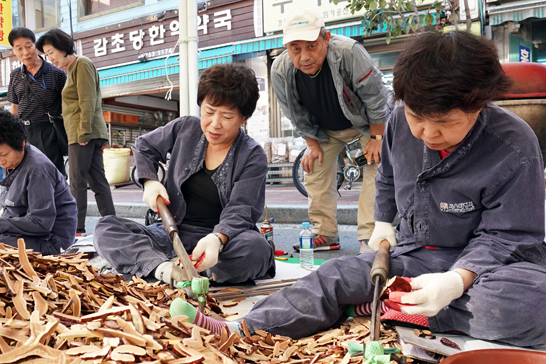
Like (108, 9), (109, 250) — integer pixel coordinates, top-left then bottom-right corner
(92, 64), (276, 285)
(0, 110), (77, 255)
(7, 27), (67, 176)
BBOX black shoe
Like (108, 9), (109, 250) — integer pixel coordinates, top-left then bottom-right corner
(76, 229), (86, 237)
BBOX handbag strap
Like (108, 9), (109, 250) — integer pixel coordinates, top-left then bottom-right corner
(22, 73), (54, 122)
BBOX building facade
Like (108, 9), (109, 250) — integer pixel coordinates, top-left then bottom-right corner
(4, 0), (538, 143)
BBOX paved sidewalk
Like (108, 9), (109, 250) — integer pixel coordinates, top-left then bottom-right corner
(87, 182), (362, 224)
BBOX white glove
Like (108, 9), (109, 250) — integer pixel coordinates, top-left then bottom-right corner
(142, 180), (170, 212)
(191, 234), (222, 273)
(393, 271), (465, 317)
(368, 221), (397, 250)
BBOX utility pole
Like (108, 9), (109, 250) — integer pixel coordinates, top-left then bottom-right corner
(178, 0), (199, 116)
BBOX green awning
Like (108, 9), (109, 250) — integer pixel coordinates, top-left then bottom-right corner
(99, 45), (234, 87)
(232, 21), (364, 54)
(99, 21), (367, 87)
(489, 1), (546, 25)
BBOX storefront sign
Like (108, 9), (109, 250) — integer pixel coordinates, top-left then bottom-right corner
(92, 11), (233, 58)
(0, 0), (12, 47)
(519, 45), (531, 62)
(73, 0), (255, 70)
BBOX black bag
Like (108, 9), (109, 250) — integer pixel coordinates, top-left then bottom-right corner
(23, 75), (69, 156)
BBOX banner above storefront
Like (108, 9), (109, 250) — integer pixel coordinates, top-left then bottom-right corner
(0, 0), (12, 47)
(262, 0), (438, 33)
(263, 0), (361, 33)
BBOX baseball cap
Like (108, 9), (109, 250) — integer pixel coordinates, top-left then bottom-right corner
(282, 8), (325, 45)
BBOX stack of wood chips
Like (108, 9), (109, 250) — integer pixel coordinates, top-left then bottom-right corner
(0, 239), (404, 363)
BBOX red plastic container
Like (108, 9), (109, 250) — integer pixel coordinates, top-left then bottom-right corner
(442, 349), (546, 364)
(500, 62), (546, 99)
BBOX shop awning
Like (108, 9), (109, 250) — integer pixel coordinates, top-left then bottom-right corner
(488, 0), (546, 25)
(98, 21), (367, 88)
(232, 21), (364, 54)
(99, 45), (234, 87)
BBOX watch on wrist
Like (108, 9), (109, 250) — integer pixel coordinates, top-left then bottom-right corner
(370, 135), (383, 141)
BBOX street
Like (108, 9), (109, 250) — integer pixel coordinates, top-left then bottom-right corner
(84, 216), (371, 261)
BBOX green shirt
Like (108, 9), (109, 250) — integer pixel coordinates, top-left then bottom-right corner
(62, 55), (107, 144)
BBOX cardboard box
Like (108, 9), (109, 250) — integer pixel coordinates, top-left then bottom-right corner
(103, 111), (139, 125)
(121, 114), (139, 125)
(103, 111), (122, 123)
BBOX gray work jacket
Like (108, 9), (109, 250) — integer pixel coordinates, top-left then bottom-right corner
(133, 116), (268, 240)
(271, 34), (391, 142)
(375, 104), (546, 278)
(0, 143), (77, 250)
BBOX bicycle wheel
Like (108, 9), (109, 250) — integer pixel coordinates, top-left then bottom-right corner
(131, 163), (166, 188)
(292, 149), (345, 198)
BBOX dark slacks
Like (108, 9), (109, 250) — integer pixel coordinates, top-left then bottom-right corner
(93, 216), (276, 284)
(242, 247), (546, 347)
(68, 139), (115, 230)
(0, 233), (61, 255)
(25, 122), (65, 175)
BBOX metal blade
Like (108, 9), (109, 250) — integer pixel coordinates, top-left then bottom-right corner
(370, 275), (382, 342)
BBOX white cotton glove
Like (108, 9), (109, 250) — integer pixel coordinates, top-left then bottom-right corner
(191, 234), (222, 273)
(391, 271), (465, 317)
(142, 180), (170, 212)
(368, 221), (397, 251)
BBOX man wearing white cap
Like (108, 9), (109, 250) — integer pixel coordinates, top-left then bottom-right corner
(271, 8), (391, 252)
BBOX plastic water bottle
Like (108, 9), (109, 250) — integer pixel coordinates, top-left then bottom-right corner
(300, 222), (314, 270)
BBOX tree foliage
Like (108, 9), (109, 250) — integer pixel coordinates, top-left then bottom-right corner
(333, 0), (462, 44)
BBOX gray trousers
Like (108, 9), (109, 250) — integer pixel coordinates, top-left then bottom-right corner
(68, 139), (115, 230)
(93, 216), (276, 284)
(243, 247), (546, 347)
(0, 234), (61, 255)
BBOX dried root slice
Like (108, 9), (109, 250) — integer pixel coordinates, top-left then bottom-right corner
(81, 345), (111, 359)
(129, 303), (146, 334)
(183, 327), (204, 348)
(222, 301), (238, 307)
(111, 351), (136, 362)
(113, 345), (146, 356)
(66, 345), (102, 356)
(13, 280), (30, 320)
(17, 238), (37, 278)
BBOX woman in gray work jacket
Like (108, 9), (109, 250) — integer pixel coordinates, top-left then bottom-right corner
(94, 64), (275, 285)
(0, 110), (77, 254)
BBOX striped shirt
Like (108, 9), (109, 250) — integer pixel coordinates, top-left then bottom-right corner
(7, 57), (66, 124)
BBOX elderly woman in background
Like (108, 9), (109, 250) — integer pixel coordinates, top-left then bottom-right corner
(37, 29), (115, 236)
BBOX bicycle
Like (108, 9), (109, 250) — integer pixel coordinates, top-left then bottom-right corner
(292, 138), (367, 197)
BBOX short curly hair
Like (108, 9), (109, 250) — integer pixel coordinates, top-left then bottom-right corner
(0, 110), (26, 152)
(197, 64), (259, 119)
(393, 30), (512, 117)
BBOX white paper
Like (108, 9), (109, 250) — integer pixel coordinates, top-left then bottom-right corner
(396, 326), (546, 358)
(277, 143), (286, 156)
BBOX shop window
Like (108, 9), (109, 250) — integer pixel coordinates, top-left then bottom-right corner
(81, 0), (142, 17)
(18, 0), (58, 32)
(532, 19), (546, 64)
